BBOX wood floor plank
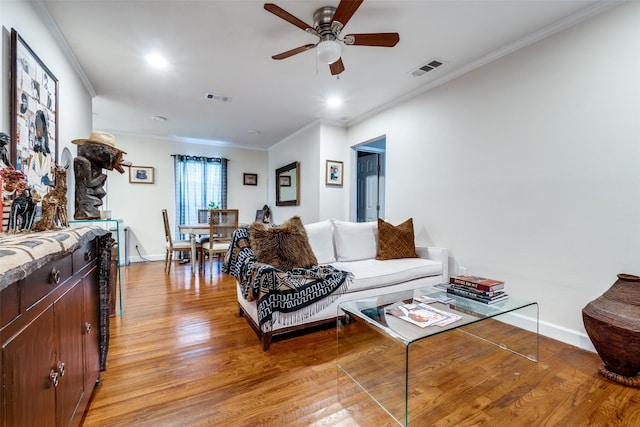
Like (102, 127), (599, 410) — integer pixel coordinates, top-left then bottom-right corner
(81, 260), (640, 426)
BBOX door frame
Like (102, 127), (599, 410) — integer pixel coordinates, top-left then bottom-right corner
(351, 136), (386, 222)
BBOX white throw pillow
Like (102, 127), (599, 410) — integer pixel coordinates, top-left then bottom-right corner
(304, 219), (336, 264)
(333, 220), (377, 262)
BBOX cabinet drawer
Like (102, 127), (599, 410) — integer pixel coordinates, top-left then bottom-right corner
(1, 282), (20, 327)
(25, 255), (72, 308)
(73, 239), (97, 274)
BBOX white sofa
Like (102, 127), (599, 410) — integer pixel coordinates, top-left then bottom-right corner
(236, 219), (449, 350)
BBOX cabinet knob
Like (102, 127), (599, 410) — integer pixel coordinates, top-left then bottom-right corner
(84, 251), (93, 261)
(49, 369), (59, 388)
(57, 361), (65, 377)
(85, 322), (92, 334)
(49, 268), (61, 284)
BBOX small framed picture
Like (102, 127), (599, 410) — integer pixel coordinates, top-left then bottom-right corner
(243, 173), (258, 186)
(129, 166), (154, 184)
(279, 175), (291, 187)
(326, 160), (343, 186)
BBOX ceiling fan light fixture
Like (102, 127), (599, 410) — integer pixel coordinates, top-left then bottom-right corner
(317, 40), (342, 64)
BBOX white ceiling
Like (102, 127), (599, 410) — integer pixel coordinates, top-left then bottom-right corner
(38, 0), (613, 151)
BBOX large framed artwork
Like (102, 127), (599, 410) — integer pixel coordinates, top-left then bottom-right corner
(10, 29), (59, 197)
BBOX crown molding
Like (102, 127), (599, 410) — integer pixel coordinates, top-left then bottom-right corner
(31, 0), (96, 98)
(348, 0), (623, 128)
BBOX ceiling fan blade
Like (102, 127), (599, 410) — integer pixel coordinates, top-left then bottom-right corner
(344, 33), (400, 47)
(331, 0), (364, 28)
(264, 3), (315, 32)
(330, 58), (345, 76)
(272, 44), (316, 60)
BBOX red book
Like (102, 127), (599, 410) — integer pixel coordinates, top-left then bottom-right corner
(449, 274), (505, 292)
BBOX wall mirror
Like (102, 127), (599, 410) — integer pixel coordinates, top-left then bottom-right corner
(275, 161), (299, 206)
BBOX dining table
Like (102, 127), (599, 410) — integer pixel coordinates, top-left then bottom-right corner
(177, 223), (210, 274)
(178, 222), (247, 274)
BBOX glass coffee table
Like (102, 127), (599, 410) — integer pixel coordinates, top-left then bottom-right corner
(337, 287), (538, 426)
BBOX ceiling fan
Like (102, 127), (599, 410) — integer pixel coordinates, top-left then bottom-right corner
(264, 0), (400, 76)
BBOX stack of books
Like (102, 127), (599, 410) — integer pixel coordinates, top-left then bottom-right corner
(447, 274), (509, 304)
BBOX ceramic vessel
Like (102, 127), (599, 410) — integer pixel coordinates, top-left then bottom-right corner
(582, 273), (640, 383)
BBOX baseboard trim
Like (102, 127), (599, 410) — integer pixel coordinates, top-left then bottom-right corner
(498, 311), (596, 353)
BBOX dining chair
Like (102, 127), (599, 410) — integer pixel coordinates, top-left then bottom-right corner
(200, 209), (239, 274)
(197, 209), (211, 246)
(162, 209), (199, 274)
(197, 209), (209, 224)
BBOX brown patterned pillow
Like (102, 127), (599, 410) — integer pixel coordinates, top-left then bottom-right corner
(249, 216), (318, 270)
(376, 218), (417, 260)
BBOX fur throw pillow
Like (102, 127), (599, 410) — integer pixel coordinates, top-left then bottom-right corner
(376, 218), (417, 260)
(249, 216), (318, 271)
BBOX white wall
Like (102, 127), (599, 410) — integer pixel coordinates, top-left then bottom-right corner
(104, 134), (268, 261)
(268, 121), (349, 224)
(268, 122), (320, 224)
(1, 1), (92, 168)
(347, 2), (640, 351)
(319, 124), (348, 221)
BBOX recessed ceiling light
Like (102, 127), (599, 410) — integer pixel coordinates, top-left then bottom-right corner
(327, 97), (342, 107)
(145, 53), (168, 68)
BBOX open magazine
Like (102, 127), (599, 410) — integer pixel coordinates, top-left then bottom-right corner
(386, 302), (461, 328)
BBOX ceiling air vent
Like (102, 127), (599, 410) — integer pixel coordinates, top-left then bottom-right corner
(204, 92), (231, 102)
(410, 59), (444, 77)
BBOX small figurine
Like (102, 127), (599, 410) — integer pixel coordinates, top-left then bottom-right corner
(262, 204), (271, 224)
(0, 132), (11, 168)
(73, 131), (131, 220)
(8, 188), (36, 232)
(31, 164), (70, 231)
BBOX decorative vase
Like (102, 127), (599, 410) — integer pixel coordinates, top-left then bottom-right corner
(582, 273), (640, 386)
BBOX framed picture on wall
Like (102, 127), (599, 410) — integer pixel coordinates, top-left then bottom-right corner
(129, 166), (155, 184)
(10, 29), (59, 197)
(279, 175), (291, 187)
(326, 160), (343, 186)
(243, 173), (257, 185)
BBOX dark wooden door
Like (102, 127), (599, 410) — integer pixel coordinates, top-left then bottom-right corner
(3, 306), (56, 427)
(55, 284), (85, 426)
(83, 266), (101, 391)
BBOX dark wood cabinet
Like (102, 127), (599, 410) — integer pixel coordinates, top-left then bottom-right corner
(1, 234), (104, 427)
(83, 267), (101, 393)
(3, 306), (56, 426)
(55, 284), (86, 427)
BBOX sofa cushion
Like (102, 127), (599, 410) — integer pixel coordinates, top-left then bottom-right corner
(332, 258), (442, 291)
(249, 216), (318, 270)
(376, 218), (417, 260)
(304, 219), (336, 264)
(333, 220), (377, 262)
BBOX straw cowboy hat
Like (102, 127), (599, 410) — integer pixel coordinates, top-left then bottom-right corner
(72, 131), (126, 154)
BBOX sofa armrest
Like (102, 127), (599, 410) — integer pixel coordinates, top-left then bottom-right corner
(415, 246), (449, 282)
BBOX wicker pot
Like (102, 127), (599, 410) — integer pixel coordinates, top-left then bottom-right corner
(582, 273), (640, 384)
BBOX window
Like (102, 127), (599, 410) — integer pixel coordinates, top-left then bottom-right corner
(173, 155), (227, 237)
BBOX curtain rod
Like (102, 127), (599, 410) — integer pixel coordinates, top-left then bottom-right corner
(170, 155), (228, 162)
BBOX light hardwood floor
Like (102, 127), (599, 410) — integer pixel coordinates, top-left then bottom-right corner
(81, 260), (640, 426)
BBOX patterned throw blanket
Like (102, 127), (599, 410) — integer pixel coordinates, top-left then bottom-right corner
(223, 227), (352, 332)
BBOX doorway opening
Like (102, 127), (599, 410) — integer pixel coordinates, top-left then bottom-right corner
(355, 137), (386, 222)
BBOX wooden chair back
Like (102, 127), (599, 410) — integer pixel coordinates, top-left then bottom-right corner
(197, 209), (209, 224)
(162, 209), (172, 247)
